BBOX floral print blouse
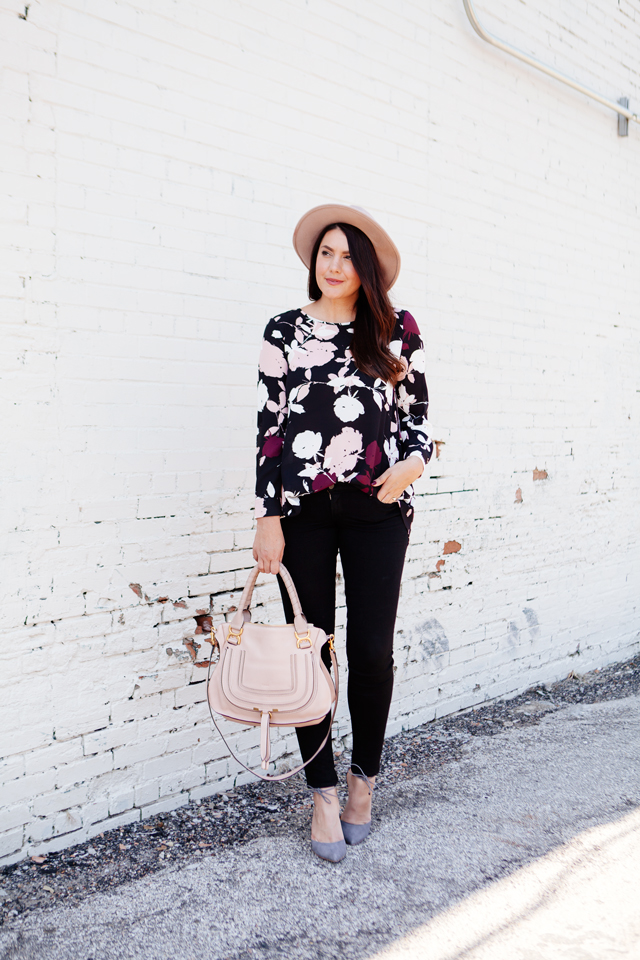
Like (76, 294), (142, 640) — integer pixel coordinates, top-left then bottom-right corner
(255, 308), (433, 526)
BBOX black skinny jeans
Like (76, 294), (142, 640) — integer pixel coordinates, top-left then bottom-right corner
(278, 483), (410, 788)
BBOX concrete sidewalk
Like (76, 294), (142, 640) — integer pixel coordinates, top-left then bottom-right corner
(1, 695), (639, 960)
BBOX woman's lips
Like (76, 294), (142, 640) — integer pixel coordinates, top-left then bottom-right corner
(326, 279), (343, 285)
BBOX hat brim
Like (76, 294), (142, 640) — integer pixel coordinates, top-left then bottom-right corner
(292, 204), (401, 290)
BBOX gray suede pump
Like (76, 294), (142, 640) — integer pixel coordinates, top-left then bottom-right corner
(310, 838), (347, 862)
(340, 765), (374, 846)
(340, 819), (371, 845)
(310, 787), (346, 863)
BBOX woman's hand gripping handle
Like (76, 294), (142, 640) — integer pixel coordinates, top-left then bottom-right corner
(252, 516), (285, 575)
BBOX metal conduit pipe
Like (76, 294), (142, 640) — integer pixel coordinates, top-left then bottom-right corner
(462, 0), (638, 136)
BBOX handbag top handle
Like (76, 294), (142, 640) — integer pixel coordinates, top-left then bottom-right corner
(229, 564), (308, 634)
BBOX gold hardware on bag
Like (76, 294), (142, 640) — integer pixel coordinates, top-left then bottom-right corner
(207, 626), (219, 650)
(327, 633), (335, 652)
(295, 629), (312, 649)
(227, 625), (243, 645)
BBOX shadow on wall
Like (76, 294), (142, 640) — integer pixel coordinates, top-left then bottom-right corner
(507, 607), (541, 647)
(398, 618), (450, 671)
(415, 618), (450, 662)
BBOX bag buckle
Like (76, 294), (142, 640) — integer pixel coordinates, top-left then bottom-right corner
(227, 625), (243, 645)
(295, 630), (312, 649)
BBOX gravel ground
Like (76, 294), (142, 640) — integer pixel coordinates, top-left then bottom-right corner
(2, 651), (639, 928)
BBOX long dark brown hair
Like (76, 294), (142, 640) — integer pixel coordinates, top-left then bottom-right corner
(307, 222), (404, 383)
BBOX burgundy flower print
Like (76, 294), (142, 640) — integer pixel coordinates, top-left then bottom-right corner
(365, 440), (382, 471)
(402, 311), (421, 337)
(355, 440), (383, 492)
(262, 436), (284, 458)
(312, 472), (337, 493)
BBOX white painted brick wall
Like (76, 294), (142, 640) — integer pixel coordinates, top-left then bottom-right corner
(1, 0), (639, 862)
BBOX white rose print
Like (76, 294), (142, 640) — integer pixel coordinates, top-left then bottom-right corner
(291, 430), (323, 460)
(384, 436), (399, 465)
(409, 348), (426, 373)
(257, 380), (269, 411)
(334, 395), (365, 423)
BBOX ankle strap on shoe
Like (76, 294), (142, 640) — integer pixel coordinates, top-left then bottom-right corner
(310, 786), (338, 804)
(350, 763), (374, 795)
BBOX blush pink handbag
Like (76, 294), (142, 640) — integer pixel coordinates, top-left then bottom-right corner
(206, 564), (338, 781)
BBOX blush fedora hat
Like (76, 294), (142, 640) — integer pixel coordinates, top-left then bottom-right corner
(293, 204), (401, 290)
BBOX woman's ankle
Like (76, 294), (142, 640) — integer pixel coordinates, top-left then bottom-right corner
(347, 768), (376, 793)
(342, 769), (375, 824)
(310, 788), (342, 843)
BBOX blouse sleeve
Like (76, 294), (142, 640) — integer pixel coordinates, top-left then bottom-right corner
(255, 317), (289, 518)
(396, 311), (434, 471)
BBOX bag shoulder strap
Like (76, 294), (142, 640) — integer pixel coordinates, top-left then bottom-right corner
(206, 643), (339, 783)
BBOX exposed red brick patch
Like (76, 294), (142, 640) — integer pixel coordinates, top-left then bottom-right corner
(193, 613), (212, 635)
(172, 600), (187, 609)
(435, 441), (445, 459)
(436, 559), (446, 572)
(533, 468), (548, 481)
(515, 487), (523, 503)
(185, 629), (214, 667)
(158, 596), (169, 603)
(443, 540), (461, 555)
(129, 583), (142, 598)
(183, 638), (201, 661)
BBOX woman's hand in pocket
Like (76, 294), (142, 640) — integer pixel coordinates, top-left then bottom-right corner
(373, 456), (424, 503)
(253, 516), (285, 574)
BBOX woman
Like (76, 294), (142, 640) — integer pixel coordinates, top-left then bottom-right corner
(253, 204), (433, 862)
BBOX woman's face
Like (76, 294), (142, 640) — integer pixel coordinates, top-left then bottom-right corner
(315, 227), (361, 302)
